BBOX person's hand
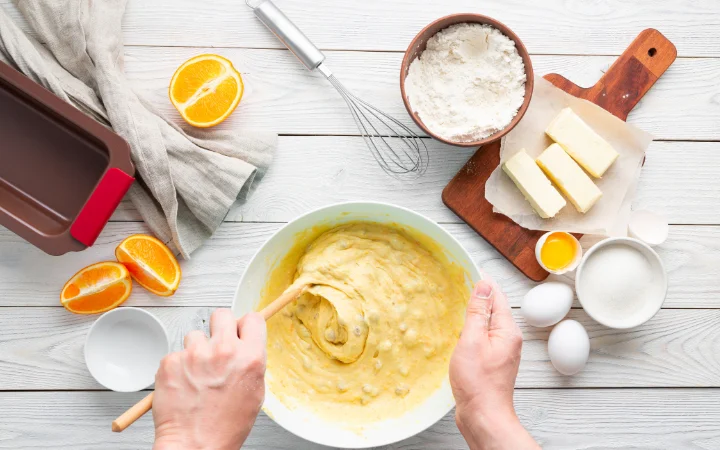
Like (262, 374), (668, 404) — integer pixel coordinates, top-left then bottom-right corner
(152, 309), (267, 450)
(450, 274), (522, 419)
(450, 274), (539, 450)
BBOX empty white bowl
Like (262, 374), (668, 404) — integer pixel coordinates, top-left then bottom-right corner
(85, 307), (170, 392)
(233, 202), (479, 448)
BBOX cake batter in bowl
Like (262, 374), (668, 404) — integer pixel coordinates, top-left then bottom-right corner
(233, 202), (479, 448)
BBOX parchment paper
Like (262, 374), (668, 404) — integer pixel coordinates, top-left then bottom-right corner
(485, 77), (653, 236)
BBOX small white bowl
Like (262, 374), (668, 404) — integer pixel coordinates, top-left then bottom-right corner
(575, 237), (667, 329)
(85, 307), (170, 392)
(233, 202), (479, 448)
(535, 231), (582, 275)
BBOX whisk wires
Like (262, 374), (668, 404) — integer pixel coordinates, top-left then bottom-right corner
(320, 68), (429, 179)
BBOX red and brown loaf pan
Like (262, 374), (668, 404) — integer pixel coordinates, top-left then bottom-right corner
(0, 60), (135, 255)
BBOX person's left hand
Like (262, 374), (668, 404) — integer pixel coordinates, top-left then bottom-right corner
(152, 308), (267, 450)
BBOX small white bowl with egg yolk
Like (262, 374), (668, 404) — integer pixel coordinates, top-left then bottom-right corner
(233, 202), (480, 448)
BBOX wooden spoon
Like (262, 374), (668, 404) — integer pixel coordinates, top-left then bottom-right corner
(111, 283), (309, 432)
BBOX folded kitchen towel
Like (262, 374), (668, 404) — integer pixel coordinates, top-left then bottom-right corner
(0, 0), (276, 258)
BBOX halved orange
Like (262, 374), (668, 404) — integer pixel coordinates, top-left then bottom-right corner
(61, 262), (132, 314)
(115, 235), (181, 297)
(169, 54), (244, 128)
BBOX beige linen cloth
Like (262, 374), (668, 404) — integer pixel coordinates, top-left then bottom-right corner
(0, 0), (276, 258)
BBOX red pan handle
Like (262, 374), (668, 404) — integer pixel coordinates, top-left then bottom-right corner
(70, 168), (134, 247)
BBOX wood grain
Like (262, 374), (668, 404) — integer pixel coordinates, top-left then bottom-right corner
(1, 223), (718, 308)
(108, 139), (720, 225)
(443, 30), (676, 281)
(2, 0), (719, 57)
(1, 307), (719, 390)
(544, 29), (676, 120)
(0, 307), (211, 390)
(1, 389), (719, 449)
(118, 47), (720, 140)
(0, 1), (718, 448)
(0, 221), (274, 307)
(517, 309), (720, 388)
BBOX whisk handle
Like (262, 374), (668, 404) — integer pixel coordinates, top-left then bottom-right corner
(248, 0), (326, 70)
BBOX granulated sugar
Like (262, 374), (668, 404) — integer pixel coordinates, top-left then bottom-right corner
(578, 243), (663, 325)
(404, 23), (526, 142)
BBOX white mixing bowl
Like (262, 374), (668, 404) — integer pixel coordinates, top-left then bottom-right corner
(232, 202), (479, 448)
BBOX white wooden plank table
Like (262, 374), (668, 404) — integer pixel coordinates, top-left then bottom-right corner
(0, 0), (719, 448)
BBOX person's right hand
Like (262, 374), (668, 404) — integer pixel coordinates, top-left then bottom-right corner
(450, 274), (539, 450)
(152, 309), (267, 450)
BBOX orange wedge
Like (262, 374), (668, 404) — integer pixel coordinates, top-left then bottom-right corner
(115, 235), (181, 297)
(61, 262), (132, 314)
(169, 54), (244, 128)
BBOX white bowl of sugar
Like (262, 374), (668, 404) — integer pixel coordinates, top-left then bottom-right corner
(575, 237), (667, 329)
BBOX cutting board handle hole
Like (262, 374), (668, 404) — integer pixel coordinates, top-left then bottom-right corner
(648, 47), (657, 57)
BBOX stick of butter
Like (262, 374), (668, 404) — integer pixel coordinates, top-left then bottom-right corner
(502, 150), (566, 218)
(536, 143), (603, 213)
(545, 108), (619, 178)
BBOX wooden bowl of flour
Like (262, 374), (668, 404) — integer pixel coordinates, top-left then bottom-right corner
(400, 14), (534, 148)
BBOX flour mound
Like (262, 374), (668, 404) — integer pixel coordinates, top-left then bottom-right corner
(405, 23), (527, 142)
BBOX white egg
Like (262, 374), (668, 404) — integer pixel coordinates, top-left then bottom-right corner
(548, 320), (590, 376)
(520, 282), (574, 327)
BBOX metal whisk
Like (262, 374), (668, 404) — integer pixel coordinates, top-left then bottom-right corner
(247, 0), (428, 178)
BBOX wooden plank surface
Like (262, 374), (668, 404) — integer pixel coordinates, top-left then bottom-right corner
(1, 390), (719, 449)
(1, 223), (718, 309)
(0, 0), (719, 447)
(2, 0), (719, 57)
(109, 139), (720, 225)
(119, 47), (720, 140)
(1, 306), (719, 390)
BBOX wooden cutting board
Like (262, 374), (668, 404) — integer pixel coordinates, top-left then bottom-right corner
(442, 29), (676, 281)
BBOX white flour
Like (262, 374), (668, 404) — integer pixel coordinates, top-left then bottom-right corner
(405, 23), (526, 142)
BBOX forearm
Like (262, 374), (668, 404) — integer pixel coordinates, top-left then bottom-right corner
(456, 405), (540, 450)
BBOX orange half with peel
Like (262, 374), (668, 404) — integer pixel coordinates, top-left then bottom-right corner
(61, 262), (132, 314)
(169, 54), (244, 128)
(115, 234), (181, 297)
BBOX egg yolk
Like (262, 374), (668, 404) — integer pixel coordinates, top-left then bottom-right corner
(540, 232), (577, 270)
